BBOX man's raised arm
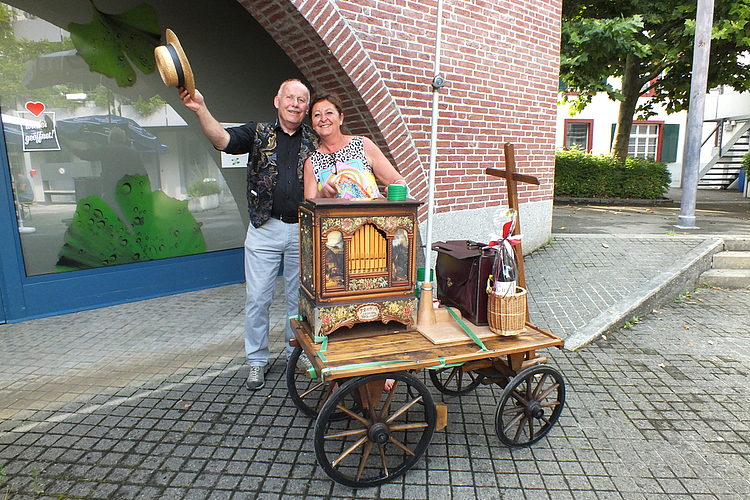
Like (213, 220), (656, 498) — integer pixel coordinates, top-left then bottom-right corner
(179, 87), (230, 151)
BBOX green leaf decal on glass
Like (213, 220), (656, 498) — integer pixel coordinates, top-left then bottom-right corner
(115, 175), (207, 260)
(56, 175), (206, 272)
(56, 196), (144, 271)
(68, 3), (161, 87)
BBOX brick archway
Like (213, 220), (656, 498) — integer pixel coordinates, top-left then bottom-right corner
(238, 0), (427, 197)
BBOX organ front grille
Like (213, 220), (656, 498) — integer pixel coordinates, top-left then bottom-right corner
(349, 223), (387, 274)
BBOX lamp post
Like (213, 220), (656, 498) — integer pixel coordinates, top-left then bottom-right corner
(677, 0), (715, 229)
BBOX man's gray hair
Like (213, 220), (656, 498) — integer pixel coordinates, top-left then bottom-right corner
(277, 79), (310, 102)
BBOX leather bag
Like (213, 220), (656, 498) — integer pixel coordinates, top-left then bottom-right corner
(433, 240), (497, 326)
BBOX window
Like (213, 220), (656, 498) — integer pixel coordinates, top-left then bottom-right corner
(0, 5), (264, 277)
(564, 120), (593, 152)
(640, 77), (659, 97)
(610, 121), (678, 162)
(0, 0), (303, 321)
(628, 122), (662, 160)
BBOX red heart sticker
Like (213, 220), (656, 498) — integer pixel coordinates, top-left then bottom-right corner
(26, 102), (45, 116)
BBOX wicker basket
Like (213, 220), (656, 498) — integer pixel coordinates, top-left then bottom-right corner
(486, 285), (526, 336)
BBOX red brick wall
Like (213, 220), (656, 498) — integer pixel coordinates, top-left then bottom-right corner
(239, 0), (561, 217)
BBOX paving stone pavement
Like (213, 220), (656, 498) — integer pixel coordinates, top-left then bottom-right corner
(523, 235), (710, 335)
(1, 233), (749, 499)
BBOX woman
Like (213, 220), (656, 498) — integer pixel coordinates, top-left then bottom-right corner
(304, 92), (407, 199)
(305, 93), (406, 391)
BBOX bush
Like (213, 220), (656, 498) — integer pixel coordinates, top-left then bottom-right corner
(742, 152), (750, 175)
(188, 179), (222, 198)
(555, 149), (671, 199)
(131, 94), (167, 117)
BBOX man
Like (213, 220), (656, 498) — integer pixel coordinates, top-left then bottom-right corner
(179, 79), (318, 390)
(15, 172), (34, 203)
(14, 171), (34, 222)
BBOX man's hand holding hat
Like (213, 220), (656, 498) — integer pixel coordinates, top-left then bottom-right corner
(154, 29), (195, 97)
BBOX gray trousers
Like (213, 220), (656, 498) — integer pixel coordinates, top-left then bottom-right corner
(243, 218), (299, 366)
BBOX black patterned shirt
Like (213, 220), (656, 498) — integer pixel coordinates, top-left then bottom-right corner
(224, 120), (318, 228)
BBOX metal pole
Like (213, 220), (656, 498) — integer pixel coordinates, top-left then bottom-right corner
(677, 0), (715, 229)
(423, 0), (445, 282)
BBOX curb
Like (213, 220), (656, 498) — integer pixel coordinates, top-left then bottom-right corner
(554, 196), (674, 207)
(563, 237), (724, 351)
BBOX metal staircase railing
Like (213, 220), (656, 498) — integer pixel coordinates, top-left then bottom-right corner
(698, 116), (750, 189)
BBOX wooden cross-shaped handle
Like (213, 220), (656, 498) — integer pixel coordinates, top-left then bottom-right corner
(485, 143), (539, 322)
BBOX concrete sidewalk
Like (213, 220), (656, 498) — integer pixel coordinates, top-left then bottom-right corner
(1, 188), (749, 499)
(552, 187), (750, 236)
(551, 187), (749, 349)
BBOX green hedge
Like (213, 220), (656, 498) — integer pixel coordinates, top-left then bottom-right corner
(555, 149), (671, 199)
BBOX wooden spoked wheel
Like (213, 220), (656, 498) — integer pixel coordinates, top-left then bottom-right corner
(494, 364), (565, 447)
(286, 346), (344, 419)
(313, 371), (437, 488)
(428, 365), (484, 396)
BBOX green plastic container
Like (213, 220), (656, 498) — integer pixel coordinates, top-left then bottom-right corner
(387, 184), (407, 200)
(415, 268), (434, 297)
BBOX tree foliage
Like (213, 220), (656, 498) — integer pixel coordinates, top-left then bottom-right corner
(0, 6), (164, 117)
(561, 0), (750, 161)
(0, 5), (74, 108)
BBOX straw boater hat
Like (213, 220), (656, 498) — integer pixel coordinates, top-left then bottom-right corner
(154, 29), (195, 97)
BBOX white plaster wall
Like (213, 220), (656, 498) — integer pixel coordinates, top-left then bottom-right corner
(706, 90), (750, 119)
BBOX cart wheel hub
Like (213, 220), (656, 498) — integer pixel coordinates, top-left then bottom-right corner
(369, 421), (390, 445)
(526, 401), (544, 419)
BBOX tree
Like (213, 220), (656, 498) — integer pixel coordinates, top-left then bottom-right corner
(560, 0), (750, 162)
(0, 5), (74, 109)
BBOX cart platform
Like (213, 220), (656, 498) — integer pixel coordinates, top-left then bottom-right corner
(291, 317), (563, 381)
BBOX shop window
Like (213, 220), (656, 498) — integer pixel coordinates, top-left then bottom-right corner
(1, 3), (249, 277)
(564, 120), (593, 152)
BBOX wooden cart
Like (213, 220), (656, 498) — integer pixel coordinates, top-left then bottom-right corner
(287, 145), (565, 488)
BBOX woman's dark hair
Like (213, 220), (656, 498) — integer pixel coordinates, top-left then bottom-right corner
(309, 92), (344, 116)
